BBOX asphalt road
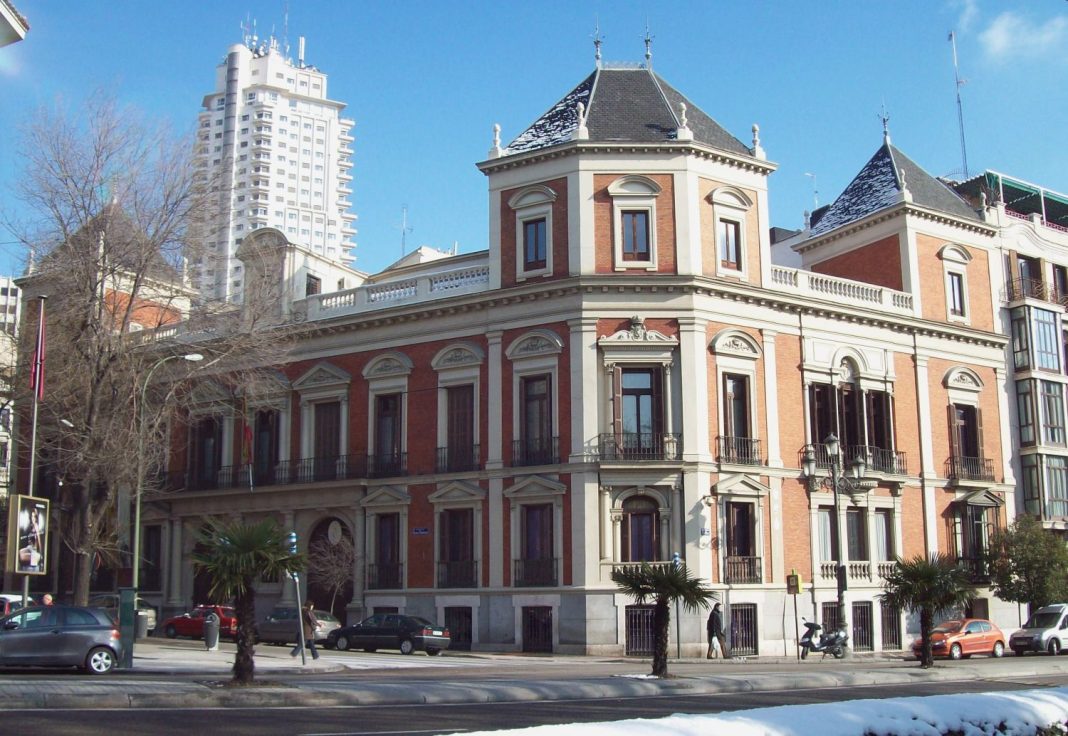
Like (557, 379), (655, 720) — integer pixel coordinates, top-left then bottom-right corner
(6, 673), (1068, 735)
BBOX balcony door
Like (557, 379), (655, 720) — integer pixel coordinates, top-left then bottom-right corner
(620, 496), (659, 562)
(313, 401), (341, 480)
(191, 417), (222, 488)
(446, 385), (474, 470)
(618, 368), (662, 455)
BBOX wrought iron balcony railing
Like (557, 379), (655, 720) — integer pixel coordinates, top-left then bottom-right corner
(437, 560), (478, 588)
(435, 445), (481, 473)
(724, 555), (762, 584)
(367, 562), (403, 590)
(717, 436), (762, 465)
(511, 437), (559, 467)
(598, 433), (682, 462)
(513, 557), (558, 587)
(946, 455), (995, 482)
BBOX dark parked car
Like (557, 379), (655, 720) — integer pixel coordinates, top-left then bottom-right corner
(0, 605), (122, 674)
(328, 613), (450, 655)
(256, 606), (340, 645)
(160, 605), (237, 640)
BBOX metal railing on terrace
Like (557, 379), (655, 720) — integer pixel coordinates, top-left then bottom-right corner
(717, 436), (762, 465)
(770, 266), (914, 315)
(436, 445), (481, 473)
(724, 555), (762, 584)
(1002, 276), (1068, 306)
(513, 558), (557, 587)
(437, 560), (478, 588)
(799, 443), (908, 475)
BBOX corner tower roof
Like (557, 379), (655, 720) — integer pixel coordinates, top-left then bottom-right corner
(809, 142), (981, 236)
(504, 66), (752, 158)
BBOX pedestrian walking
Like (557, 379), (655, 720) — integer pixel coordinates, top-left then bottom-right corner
(706, 602), (730, 659)
(291, 600), (320, 660)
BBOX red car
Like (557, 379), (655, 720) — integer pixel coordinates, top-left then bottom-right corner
(161, 605), (237, 640)
(911, 618), (1007, 660)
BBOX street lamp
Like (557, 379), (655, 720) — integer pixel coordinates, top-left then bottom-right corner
(132, 352), (203, 591)
(801, 433), (868, 642)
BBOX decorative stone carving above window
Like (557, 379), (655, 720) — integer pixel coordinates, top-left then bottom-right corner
(599, 316), (678, 365)
(506, 330), (564, 360)
(362, 353), (413, 379)
(431, 343), (485, 370)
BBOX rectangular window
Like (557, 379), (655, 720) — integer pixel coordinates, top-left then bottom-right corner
(373, 512), (401, 588)
(445, 384), (475, 471)
(621, 210), (650, 261)
(305, 274), (321, 297)
(846, 508), (869, 561)
(817, 507), (836, 561)
(808, 383), (835, 449)
(1041, 380), (1066, 446)
(722, 374), (751, 438)
(1017, 380), (1036, 446)
(950, 403), (982, 459)
(1048, 456), (1068, 517)
(312, 401), (340, 480)
(621, 498), (659, 562)
(948, 272), (966, 316)
(520, 374), (552, 463)
(1011, 309), (1030, 370)
(375, 393), (402, 459)
(142, 525), (163, 592)
(1021, 455), (1041, 516)
(252, 409), (280, 485)
(719, 219), (741, 269)
(191, 416), (222, 488)
(1035, 309), (1060, 371)
(620, 368), (663, 455)
(725, 502), (755, 557)
(523, 218), (547, 270)
(873, 510), (894, 561)
(522, 503), (553, 560)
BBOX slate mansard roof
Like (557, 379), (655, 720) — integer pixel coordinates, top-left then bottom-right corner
(505, 66), (752, 158)
(809, 142), (982, 236)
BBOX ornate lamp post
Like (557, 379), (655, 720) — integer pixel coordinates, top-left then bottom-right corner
(133, 352), (203, 590)
(801, 433), (868, 639)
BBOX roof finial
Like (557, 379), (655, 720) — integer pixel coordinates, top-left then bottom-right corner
(898, 169), (912, 202)
(592, 20), (603, 69)
(751, 123), (766, 160)
(879, 102), (891, 145)
(676, 102), (693, 142)
(644, 23), (653, 68)
(573, 101), (590, 141)
(488, 123), (503, 159)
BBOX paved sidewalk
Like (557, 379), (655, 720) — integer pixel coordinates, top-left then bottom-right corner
(2, 638), (1067, 710)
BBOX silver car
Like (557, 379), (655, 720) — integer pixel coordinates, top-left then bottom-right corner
(255, 606), (340, 645)
(87, 593), (158, 633)
(0, 605), (122, 674)
(1010, 603), (1068, 655)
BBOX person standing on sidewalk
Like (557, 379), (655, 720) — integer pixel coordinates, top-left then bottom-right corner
(706, 603), (730, 659)
(291, 601), (320, 660)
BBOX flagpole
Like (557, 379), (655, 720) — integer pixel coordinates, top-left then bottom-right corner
(24, 295), (46, 610)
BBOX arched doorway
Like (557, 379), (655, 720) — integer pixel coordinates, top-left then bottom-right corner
(307, 517), (354, 624)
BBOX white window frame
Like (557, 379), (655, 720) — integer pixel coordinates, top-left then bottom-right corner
(710, 331), (762, 454)
(363, 353), (413, 460)
(504, 475), (566, 585)
(608, 176), (661, 271)
(428, 480), (486, 588)
(361, 486), (411, 588)
(508, 185), (557, 282)
(708, 187), (753, 279)
(939, 244), (972, 325)
(432, 343), (484, 454)
(506, 331), (563, 449)
(293, 362), (351, 461)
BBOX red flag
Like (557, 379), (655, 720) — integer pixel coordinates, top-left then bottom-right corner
(29, 298), (46, 401)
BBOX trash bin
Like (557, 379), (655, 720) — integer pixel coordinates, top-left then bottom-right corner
(204, 611), (220, 651)
(135, 611), (150, 640)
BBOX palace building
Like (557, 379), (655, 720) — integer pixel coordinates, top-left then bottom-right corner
(142, 59), (1023, 656)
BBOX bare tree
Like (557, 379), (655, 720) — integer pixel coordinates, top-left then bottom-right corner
(6, 93), (294, 603)
(307, 536), (356, 615)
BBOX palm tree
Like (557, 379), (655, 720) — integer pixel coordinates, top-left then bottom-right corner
(192, 518), (305, 684)
(611, 562), (717, 677)
(880, 553), (973, 669)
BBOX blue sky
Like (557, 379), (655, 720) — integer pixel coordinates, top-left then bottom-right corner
(1, 0), (1065, 277)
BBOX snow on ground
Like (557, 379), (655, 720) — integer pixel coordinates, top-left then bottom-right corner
(466, 687), (1068, 735)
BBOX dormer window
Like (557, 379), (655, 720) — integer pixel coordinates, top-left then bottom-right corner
(708, 187), (753, 279)
(608, 176), (660, 270)
(508, 184), (557, 281)
(939, 244), (972, 324)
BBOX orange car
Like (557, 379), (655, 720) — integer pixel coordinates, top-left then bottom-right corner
(911, 618), (1006, 660)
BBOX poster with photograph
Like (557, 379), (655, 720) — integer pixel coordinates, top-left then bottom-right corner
(7, 495), (49, 576)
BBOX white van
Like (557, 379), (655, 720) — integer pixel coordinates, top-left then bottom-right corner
(1009, 603), (1068, 655)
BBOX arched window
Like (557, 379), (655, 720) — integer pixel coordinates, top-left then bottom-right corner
(621, 496), (660, 562)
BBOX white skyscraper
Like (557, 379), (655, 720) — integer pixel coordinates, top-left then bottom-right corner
(192, 33), (356, 303)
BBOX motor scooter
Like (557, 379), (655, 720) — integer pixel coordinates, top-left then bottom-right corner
(799, 618), (848, 659)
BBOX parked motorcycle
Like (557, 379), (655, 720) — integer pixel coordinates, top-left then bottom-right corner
(799, 618), (848, 659)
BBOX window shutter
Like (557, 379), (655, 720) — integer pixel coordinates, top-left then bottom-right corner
(612, 366), (622, 438)
(652, 367), (664, 436)
(976, 408), (985, 461)
(948, 404), (960, 458)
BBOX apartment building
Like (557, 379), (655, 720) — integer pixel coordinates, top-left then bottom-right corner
(143, 62), (1016, 656)
(191, 33), (357, 304)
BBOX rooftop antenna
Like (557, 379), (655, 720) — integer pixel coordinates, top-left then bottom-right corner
(398, 205), (413, 257)
(643, 22), (654, 68)
(948, 31), (970, 179)
(592, 19), (603, 68)
(241, 14), (251, 47)
(804, 172), (819, 209)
